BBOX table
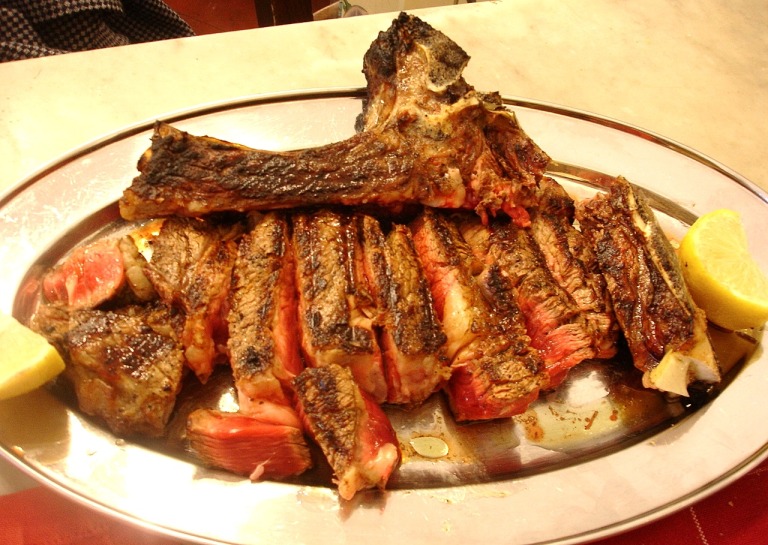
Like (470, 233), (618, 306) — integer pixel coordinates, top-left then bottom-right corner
(1, 1), (766, 544)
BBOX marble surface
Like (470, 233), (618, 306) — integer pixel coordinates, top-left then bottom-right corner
(0, 0), (766, 497)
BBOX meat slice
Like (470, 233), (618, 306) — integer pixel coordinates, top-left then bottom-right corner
(461, 216), (597, 387)
(293, 364), (400, 500)
(575, 177), (720, 395)
(119, 14), (549, 224)
(410, 209), (545, 421)
(448, 336), (544, 421)
(528, 180), (618, 361)
(357, 215), (450, 404)
(42, 238), (126, 310)
(144, 217), (240, 383)
(186, 409), (312, 480)
(227, 213), (303, 416)
(292, 209), (387, 403)
(33, 303), (186, 437)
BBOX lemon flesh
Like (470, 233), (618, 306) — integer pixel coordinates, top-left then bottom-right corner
(0, 312), (65, 400)
(679, 209), (768, 331)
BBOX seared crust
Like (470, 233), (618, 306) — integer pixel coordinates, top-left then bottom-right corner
(575, 177), (718, 381)
(228, 212), (301, 411)
(119, 14), (549, 224)
(48, 303), (186, 437)
(293, 365), (362, 473)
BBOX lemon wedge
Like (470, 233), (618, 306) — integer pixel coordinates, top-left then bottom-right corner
(0, 312), (65, 400)
(679, 209), (768, 331)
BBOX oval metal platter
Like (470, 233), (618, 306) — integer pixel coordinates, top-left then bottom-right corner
(0, 90), (766, 545)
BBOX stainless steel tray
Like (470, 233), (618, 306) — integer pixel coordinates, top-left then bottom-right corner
(1, 90), (766, 545)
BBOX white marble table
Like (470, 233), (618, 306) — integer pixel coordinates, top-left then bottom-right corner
(1, 0), (766, 524)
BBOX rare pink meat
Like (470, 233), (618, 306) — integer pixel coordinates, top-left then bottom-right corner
(42, 238), (125, 310)
(187, 409), (312, 480)
(293, 364), (400, 500)
(410, 209), (545, 421)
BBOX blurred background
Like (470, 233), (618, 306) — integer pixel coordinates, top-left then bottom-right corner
(164, 0), (483, 35)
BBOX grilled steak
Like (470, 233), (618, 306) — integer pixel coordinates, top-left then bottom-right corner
(293, 364), (400, 500)
(119, 14), (549, 224)
(228, 212), (303, 415)
(33, 303), (186, 437)
(42, 238), (127, 310)
(410, 209), (545, 420)
(358, 215), (450, 404)
(292, 209), (387, 403)
(186, 408), (312, 480)
(575, 177), (720, 394)
(459, 215), (594, 387)
(529, 208), (618, 360)
(144, 217), (240, 383)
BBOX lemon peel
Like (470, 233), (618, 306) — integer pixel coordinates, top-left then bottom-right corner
(0, 312), (65, 400)
(679, 209), (768, 331)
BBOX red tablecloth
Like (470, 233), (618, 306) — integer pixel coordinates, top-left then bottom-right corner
(1, 458), (766, 545)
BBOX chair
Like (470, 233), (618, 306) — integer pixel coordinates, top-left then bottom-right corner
(254, 0), (315, 26)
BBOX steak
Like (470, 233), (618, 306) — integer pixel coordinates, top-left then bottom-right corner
(575, 177), (720, 395)
(459, 215), (594, 387)
(357, 215), (450, 405)
(292, 209), (387, 403)
(119, 13), (549, 224)
(144, 217), (240, 383)
(227, 212), (303, 415)
(186, 408), (312, 480)
(528, 205), (618, 360)
(33, 303), (186, 437)
(42, 238), (127, 310)
(293, 364), (400, 500)
(410, 209), (545, 420)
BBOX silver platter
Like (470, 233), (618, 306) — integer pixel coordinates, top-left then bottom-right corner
(0, 90), (766, 545)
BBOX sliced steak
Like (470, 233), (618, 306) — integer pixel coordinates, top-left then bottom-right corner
(410, 209), (544, 421)
(292, 209), (387, 403)
(529, 209), (619, 361)
(186, 408), (312, 480)
(466, 216), (595, 387)
(293, 364), (400, 500)
(144, 217), (240, 383)
(228, 212), (303, 415)
(575, 177), (720, 394)
(357, 215), (450, 405)
(37, 303), (186, 437)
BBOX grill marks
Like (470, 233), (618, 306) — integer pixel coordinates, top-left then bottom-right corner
(293, 209), (388, 403)
(34, 207), (620, 434)
(34, 303), (186, 437)
(358, 217), (450, 405)
(144, 217), (240, 383)
(119, 15), (549, 224)
(282, 206), (614, 422)
(293, 364), (400, 500)
(410, 209), (546, 421)
(227, 213), (302, 416)
(575, 177), (719, 389)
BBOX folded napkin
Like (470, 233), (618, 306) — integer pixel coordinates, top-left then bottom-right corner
(0, 0), (194, 63)
(0, 459), (766, 545)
